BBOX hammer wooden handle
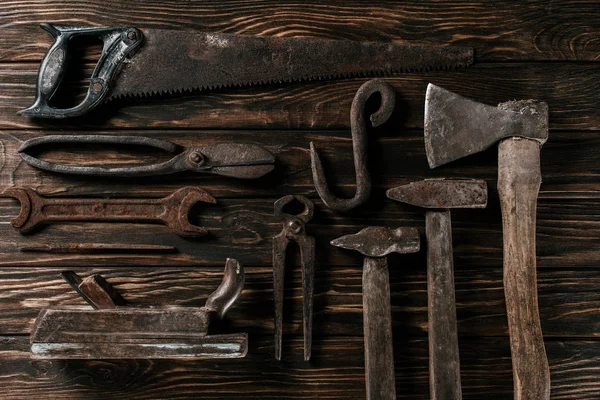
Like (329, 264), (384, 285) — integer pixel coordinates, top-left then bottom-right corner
(497, 138), (550, 400)
(363, 256), (396, 400)
(426, 211), (462, 400)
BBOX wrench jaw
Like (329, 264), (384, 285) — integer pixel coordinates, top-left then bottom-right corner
(3, 187), (39, 233)
(163, 187), (217, 237)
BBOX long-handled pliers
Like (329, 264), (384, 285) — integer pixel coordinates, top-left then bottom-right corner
(18, 135), (275, 179)
(272, 195), (315, 361)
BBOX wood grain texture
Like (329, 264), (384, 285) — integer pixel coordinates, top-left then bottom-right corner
(0, 1), (598, 398)
(2, 195), (600, 268)
(362, 257), (396, 400)
(1, 336), (599, 399)
(4, 130), (600, 199)
(426, 211), (462, 400)
(0, 266), (599, 338)
(1, 0), (599, 62)
(498, 138), (550, 399)
(0, 63), (598, 130)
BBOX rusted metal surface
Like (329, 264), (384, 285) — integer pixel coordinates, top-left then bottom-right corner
(61, 271), (128, 310)
(272, 195), (315, 361)
(330, 226), (420, 257)
(387, 178), (488, 400)
(19, 23), (473, 118)
(79, 274), (128, 310)
(331, 226), (419, 400)
(424, 84), (550, 400)
(3, 186), (216, 237)
(31, 259), (247, 359)
(424, 84), (548, 169)
(311, 79), (396, 212)
(386, 178), (487, 209)
(19, 243), (177, 253)
(18, 24), (142, 119)
(19, 135), (275, 179)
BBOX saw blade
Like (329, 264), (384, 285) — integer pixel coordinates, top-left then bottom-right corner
(108, 29), (473, 99)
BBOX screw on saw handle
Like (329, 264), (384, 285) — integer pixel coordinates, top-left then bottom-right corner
(18, 24), (142, 119)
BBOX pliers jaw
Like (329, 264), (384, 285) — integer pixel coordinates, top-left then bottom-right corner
(272, 195), (315, 361)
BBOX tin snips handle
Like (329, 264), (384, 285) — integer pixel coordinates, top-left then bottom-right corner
(18, 23), (142, 119)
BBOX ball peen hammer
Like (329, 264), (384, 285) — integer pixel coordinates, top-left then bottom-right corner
(331, 226), (420, 400)
(387, 178), (488, 400)
(424, 84), (550, 400)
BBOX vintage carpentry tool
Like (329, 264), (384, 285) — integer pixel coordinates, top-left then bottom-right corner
(424, 84), (550, 399)
(31, 258), (247, 359)
(19, 135), (275, 179)
(273, 195), (315, 361)
(19, 23), (473, 118)
(331, 227), (420, 400)
(310, 79), (395, 212)
(387, 178), (488, 400)
(20, 243), (177, 254)
(4, 186), (215, 237)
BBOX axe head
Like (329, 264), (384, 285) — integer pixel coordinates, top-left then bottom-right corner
(424, 84), (549, 168)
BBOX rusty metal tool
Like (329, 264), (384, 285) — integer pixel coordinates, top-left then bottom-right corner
(387, 178), (488, 400)
(19, 23), (473, 118)
(272, 195), (315, 361)
(424, 84), (550, 399)
(20, 243), (177, 254)
(331, 227), (420, 400)
(19, 135), (275, 179)
(31, 258), (247, 359)
(3, 186), (215, 237)
(310, 79), (395, 212)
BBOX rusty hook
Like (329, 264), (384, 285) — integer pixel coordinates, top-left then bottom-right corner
(310, 79), (396, 212)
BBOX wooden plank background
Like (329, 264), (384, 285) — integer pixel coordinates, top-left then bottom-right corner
(0, 0), (599, 398)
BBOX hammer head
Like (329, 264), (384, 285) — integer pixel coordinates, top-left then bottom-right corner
(424, 84), (549, 168)
(330, 226), (420, 258)
(386, 178), (487, 209)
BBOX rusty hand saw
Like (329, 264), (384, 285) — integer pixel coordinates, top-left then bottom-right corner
(20, 23), (473, 119)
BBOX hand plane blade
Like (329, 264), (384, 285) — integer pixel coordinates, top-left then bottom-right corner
(19, 24), (474, 118)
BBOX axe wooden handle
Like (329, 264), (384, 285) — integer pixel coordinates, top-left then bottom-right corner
(497, 138), (550, 400)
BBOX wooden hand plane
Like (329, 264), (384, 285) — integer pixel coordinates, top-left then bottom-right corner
(30, 258), (247, 360)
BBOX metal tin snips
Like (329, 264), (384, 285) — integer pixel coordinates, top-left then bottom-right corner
(272, 195), (315, 361)
(18, 135), (275, 179)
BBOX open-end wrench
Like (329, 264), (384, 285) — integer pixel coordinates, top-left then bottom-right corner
(3, 186), (215, 237)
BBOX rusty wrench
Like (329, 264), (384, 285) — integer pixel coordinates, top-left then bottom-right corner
(3, 186), (215, 237)
(272, 195), (315, 361)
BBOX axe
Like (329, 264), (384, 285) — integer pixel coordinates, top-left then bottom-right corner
(424, 84), (550, 400)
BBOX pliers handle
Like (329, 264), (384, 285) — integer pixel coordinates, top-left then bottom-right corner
(272, 195), (315, 361)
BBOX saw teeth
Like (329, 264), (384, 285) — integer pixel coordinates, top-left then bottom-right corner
(106, 62), (469, 102)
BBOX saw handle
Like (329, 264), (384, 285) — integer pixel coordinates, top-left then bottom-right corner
(497, 137), (550, 400)
(18, 24), (142, 119)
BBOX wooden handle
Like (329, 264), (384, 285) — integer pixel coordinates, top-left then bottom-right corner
(497, 138), (550, 400)
(426, 211), (462, 400)
(363, 257), (396, 400)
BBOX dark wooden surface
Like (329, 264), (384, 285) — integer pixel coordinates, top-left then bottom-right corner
(0, 1), (599, 398)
